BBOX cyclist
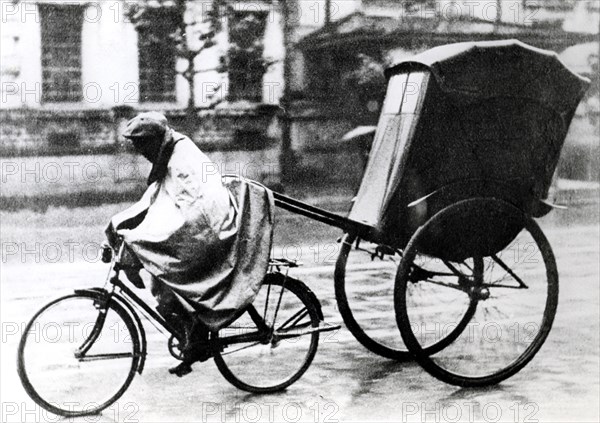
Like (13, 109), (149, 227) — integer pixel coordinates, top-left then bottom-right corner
(105, 112), (273, 377)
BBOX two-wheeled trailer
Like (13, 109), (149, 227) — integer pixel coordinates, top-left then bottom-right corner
(278, 39), (589, 387)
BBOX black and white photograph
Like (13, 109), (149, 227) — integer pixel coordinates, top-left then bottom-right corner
(1, 1), (598, 422)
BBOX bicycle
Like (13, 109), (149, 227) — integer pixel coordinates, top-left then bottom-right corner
(17, 240), (340, 417)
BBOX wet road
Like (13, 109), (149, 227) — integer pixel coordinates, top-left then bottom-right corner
(1, 205), (599, 422)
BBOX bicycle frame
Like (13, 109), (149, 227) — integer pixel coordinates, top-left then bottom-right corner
(76, 240), (336, 370)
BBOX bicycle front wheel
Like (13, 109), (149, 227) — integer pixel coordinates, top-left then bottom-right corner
(17, 291), (141, 417)
(212, 273), (320, 393)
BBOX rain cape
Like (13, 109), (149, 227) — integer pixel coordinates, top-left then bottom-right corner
(107, 132), (274, 330)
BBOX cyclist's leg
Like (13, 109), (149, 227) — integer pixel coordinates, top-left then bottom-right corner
(151, 276), (191, 336)
(151, 277), (210, 376)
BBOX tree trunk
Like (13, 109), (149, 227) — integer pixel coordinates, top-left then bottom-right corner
(280, 0), (294, 184)
(176, 0), (196, 120)
(187, 74), (195, 118)
(496, 0), (502, 23)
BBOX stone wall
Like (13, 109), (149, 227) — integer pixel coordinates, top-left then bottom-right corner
(0, 106), (283, 206)
(0, 109), (116, 155)
(0, 105), (281, 158)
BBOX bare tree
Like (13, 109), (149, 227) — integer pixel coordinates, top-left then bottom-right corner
(126, 0), (227, 117)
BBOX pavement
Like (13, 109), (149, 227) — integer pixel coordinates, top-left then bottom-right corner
(0, 180), (598, 422)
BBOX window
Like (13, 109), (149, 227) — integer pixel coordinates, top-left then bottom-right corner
(306, 50), (360, 99)
(228, 11), (268, 102)
(136, 8), (179, 103)
(306, 53), (334, 97)
(39, 4), (84, 103)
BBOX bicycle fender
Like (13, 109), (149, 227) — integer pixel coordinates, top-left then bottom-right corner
(298, 283), (324, 321)
(73, 288), (147, 375)
(111, 294), (148, 375)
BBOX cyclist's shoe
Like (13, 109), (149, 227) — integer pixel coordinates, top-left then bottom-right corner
(168, 320), (211, 377)
(169, 362), (193, 377)
(168, 344), (211, 377)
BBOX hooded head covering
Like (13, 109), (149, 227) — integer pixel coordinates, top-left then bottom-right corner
(122, 112), (181, 185)
(122, 112), (168, 140)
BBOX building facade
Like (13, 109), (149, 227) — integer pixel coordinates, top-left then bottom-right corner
(1, 0), (598, 185)
(286, 0), (599, 182)
(1, 0), (309, 190)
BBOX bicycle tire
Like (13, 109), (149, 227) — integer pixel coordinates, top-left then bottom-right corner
(335, 233), (476, 360)
(395, 198), (559, 387)
(212, 273), (320, 393)
(17, 291), (141, 417)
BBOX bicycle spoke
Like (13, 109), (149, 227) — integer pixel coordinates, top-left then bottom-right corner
(271, 280), (286, 326)
(419, 279), (465, 292)
(491, 254), (529, 288)
(263, 282), (272, 320)
(277, 307), (309, 331)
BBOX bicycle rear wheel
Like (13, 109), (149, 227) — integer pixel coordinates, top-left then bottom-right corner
(212, 273), (320, 393)
(395, 198), (559, 386)
(17, 291), (140, 417)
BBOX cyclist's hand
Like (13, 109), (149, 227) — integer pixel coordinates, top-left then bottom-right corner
(100, 242), (113, 263)
(104, 221), (120, 248)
